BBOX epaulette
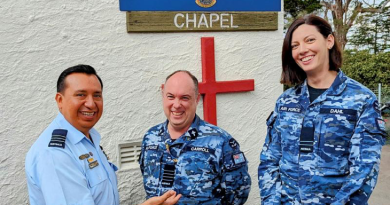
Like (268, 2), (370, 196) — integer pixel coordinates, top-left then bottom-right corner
(48, 129), (68, 149)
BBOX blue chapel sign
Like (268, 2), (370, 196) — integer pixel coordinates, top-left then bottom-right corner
(119, 0), (281, 12)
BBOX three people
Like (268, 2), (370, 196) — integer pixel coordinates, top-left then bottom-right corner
(139, 70), (251, 204)
(25, 65), (180, 205)
(25, 15), (386, 205)
(258, 15), (386, 204)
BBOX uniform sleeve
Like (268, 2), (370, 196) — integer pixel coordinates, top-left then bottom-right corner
(29, 149), (95, 205)
(332, 98), (386, 205)
(220, 136), (251, 205)
(258, 109), (282, 204)
(139, 142), (145, 175)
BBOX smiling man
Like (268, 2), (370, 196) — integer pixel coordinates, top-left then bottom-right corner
(25, 65), (180, 205)
(139, 70), (251, 205)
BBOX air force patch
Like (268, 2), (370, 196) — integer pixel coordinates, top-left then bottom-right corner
(188, 128), (198, 139)
(279, 106), (302, 113)
(229, 138), (239, 149)
(196, 0), (216, 8)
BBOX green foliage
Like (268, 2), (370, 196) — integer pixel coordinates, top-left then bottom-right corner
(284, 0), (390, 50)
(342, 50), (390, 92)
(342, 50), (390, 139)
(283, 0), (322, 30)
(348, 4), (390, 53)
(284, 0), (322, 18)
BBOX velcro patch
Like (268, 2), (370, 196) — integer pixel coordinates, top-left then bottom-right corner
(185, 146), (215, 155)
(299, 126), (314, 153)
(279, 106), (302, 113)
(232, 152), (246, 165)
(158, 128), (164, 136)
(228, 138), (239, 149)
(161, 164), (175, 187)
(188, 128), (198, 139)
(48, 129), (67, 148)
(320, 108), (357, 116)
(145, 145), (159, 151)
(376, 118), (386, 133)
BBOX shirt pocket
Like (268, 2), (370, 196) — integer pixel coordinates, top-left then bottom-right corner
(86, 162), (109, 199)
(143, 149), (163, 196)
(277, 109), (304, 135)
(178, 150), (218, 198)
(317, 108), (357, 173)
(277, 110), (304, 156)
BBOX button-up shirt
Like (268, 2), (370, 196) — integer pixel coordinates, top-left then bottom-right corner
(26, 113), (119, 205)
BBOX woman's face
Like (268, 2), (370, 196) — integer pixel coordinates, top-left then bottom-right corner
(291, 24), (334, 74)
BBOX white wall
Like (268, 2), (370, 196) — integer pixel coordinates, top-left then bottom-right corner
(0, 0), (283, 204)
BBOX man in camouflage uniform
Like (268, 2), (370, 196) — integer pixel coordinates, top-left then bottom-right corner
(140, 70), (251, 205)
(258, 71), (387, 204)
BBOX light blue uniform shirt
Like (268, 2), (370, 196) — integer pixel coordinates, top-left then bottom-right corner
(25, 113), (119, 205)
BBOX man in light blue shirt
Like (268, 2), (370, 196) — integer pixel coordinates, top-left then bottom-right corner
(25, 64), (180, 205)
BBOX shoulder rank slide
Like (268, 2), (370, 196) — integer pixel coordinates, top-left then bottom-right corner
(48, 129), (68, 149)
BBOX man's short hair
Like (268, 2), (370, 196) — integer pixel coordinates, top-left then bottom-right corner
(165, 70), (199, 94)
(57, 64), (103, 93)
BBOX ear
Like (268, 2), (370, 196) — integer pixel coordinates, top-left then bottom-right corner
(327, 34), (335, 49)
(55, 93), (63, 112)
(196, 93), (201, 104)
(161, 84), (165, 96)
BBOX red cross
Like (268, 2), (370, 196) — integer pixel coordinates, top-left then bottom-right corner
(199, 37), (255, 125)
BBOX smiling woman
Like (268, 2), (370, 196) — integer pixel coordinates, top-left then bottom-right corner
(280, 15), (342, 86)
(258, 14), (387, 205)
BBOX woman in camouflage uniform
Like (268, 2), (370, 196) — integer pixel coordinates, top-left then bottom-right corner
(258, 15), (387, 205)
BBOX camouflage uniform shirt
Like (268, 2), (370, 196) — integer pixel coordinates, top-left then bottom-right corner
(258, 71), (387, 205)
(140, 115), (251, 205)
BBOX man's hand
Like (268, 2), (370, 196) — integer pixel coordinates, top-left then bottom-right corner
(140, 190), (181, 205)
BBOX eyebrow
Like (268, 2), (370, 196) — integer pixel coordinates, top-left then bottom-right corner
(166, 92), (192, 97)
(74, 90), (102, 93)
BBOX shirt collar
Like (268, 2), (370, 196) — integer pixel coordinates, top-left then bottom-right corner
(325, 70), (347, 96)
(297, 70), (347, 105)
(160, 114), (201, 142)
(54, 113), (101, 145)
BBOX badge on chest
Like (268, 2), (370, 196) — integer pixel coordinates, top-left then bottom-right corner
(299, 126), (314, 153)
(279, 106), (302, 113)
(161, 164), (175, 187)
(79, 153), (99, 169)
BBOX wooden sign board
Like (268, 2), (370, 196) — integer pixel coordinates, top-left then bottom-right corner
(126, 12), (278, 32)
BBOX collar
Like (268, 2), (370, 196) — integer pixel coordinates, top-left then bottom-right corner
(296, 70), (347, 106)
(159, 114), (201, 142)
(54, 113), (101, 145)
(324, 70), (347, 96)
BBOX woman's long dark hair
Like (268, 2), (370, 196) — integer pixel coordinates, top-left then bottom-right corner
(280, 15), (343, 85)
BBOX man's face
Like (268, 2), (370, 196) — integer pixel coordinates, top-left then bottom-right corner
(55, 73), (103, 137)
(162, 72), (200, 133)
